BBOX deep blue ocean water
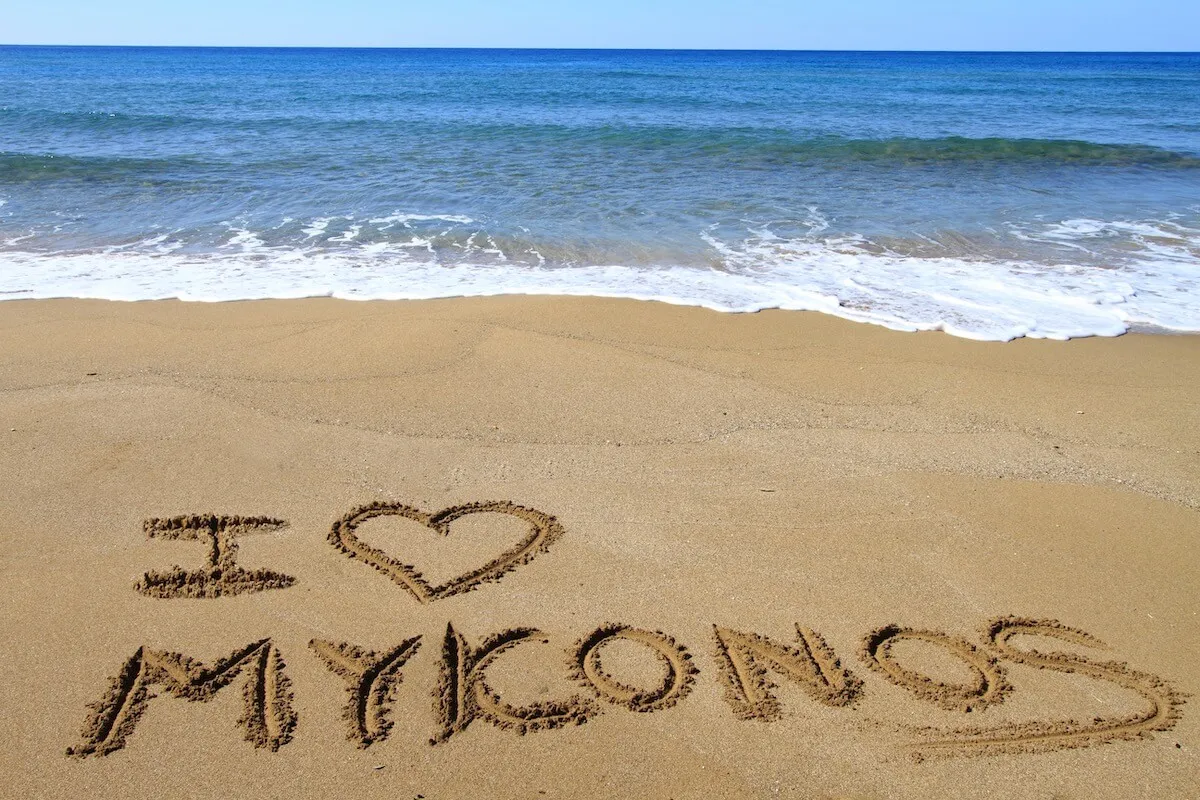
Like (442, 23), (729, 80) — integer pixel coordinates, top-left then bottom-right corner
(2, 47), (1198, 338)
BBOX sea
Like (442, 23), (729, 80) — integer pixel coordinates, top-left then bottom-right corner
(1, 47), (1198, 340)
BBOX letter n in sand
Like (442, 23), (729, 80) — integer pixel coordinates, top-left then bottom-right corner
(712, 624), (862, 721)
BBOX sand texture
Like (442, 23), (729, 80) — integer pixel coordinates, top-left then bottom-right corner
(0, 296), (1197, 799)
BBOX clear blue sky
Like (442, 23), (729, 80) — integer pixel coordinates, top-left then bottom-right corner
(3, 0), (1198, 51)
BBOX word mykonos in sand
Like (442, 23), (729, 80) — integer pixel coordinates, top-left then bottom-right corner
(68, 503), (1185, 762)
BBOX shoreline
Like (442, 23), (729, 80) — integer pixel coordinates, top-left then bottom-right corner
(3, 292), (1199, 342)
(1, 295), (1197, 798)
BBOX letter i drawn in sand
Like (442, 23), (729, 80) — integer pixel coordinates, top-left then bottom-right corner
(135, 514), (297, 598)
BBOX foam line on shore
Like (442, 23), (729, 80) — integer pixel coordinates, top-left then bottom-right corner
(2, 245), (1198, 341)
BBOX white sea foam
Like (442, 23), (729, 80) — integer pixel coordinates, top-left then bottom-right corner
(328, 224), (362, 243)
(223, 226), (267, 252)
(301, 217), (333, 238)
(367, 212), (475, 229)
(3, 232), (35, 247)
(1, 217), (1197, 341)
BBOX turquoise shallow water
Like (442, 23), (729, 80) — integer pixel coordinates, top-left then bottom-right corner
(1, 47), (1198, 339)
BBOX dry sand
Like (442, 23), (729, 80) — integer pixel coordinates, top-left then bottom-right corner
(0, 296), (1197, 799)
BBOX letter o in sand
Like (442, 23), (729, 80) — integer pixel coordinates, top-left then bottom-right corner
(860, 625), (1010, 712)
(569, 624), (697, 712)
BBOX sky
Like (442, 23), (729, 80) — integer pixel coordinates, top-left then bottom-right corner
(3, 0), (1198, 51)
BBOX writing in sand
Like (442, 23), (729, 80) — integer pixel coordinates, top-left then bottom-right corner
(68, 502), (1185, 762)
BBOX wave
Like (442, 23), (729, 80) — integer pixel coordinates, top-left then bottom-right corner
(790, 136), (1200, 165)
(0, 107), (204, 132)
(0, 152), (205, 182)
(591, 70), (698, 80)
(5, 133), (1196, 184)
(565, 131), (1200, 166)
(2, 215), (1197, 341)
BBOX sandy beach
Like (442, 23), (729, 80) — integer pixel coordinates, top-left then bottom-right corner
(1, 295), (1196, 799)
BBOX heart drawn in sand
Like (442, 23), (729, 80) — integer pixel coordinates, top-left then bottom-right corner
(328, 501), (565, 604)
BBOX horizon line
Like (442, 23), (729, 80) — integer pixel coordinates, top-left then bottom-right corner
(2, 44), (1199, 54)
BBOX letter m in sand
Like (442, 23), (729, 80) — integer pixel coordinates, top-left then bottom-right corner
(67, 640), (296, 757)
